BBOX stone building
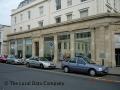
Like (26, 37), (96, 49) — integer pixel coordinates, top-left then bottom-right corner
(7, 13), (120, 67)
(0, 25), (11, 55)
(11, 0), (120, 33)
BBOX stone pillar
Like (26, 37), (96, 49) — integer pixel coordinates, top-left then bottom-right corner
(32, 40), (35, 57)
(91, 28), (96, 62)
(70, 32), (75, 58)
(108, 25), (116, 67)
(39, 36), (44, 57)
(8, 41), (11, 55)
(53, 34), (58, 64)
(15, 40), (17, 56)
(23, 39), (26, 59)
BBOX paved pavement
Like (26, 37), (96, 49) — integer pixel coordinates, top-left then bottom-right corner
(109, 67), (120, 76)
(0, 63), (120, 90)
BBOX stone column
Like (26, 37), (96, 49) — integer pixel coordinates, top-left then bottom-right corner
(53, 34), (58, 64)
(70, 32), (75, 58)
(107, 25), (116, 67)
(39, 36), (44, 57)
(8, 41), (11, 55)
(32, 40), (35, 57)
(15, 40), (17, 56)
(91, 28), (96, 62)
(23, 39), (26, 59)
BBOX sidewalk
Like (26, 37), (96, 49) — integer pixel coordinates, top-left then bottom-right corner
(108, 67), (120, 76)
(56, 62), (62, 69)
(56, 62), (120, 76)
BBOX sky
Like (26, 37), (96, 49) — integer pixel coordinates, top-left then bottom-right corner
(0, 0), (23, 25)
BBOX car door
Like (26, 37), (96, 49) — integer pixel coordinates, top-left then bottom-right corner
(68, 58), (78, 71)
(8, 56), (14, 63)
(29, 57), (36, 66)
(77, 58), (88, 73)
(33, 58), (40, 67)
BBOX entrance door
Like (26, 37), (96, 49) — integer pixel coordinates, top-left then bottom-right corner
(35, 42), (39, 57)
(115, 49), (120, 67)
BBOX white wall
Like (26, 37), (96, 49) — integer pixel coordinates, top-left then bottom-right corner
(11, 0), (120, 33)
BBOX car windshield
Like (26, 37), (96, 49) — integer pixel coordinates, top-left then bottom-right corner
(82, 56), (95, 64)
(39, 57), (49, 61)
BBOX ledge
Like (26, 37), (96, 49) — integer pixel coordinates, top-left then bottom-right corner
(8, 13), (120, 37)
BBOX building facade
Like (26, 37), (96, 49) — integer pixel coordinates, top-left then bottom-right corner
(0, 25), (11, 55)
(8, 13), (120, 67)
(11, 0), (120, 33)
(8, 0), (120, 67)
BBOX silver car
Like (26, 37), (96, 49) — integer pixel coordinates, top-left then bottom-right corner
(25, 57), (56, 69)
(6, 55), (24, 65)
(61, 56), (108, 76)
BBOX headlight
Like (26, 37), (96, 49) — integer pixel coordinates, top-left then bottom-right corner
(98, 68), (103, 71)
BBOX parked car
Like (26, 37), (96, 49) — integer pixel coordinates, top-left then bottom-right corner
(6, 55), (24, 65)
(0, 55), (7, 63)
(61, 56), (108, 76)
(25, 57), (56, 69)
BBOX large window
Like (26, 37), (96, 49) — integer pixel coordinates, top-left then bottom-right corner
(17, 39), (23, 58)
(56, 0), (61, 10)
(80, 8), (88, 18)
(10, 41), (16, 55)
(25, 38), (32, 58)
(58, 33), (70, 60)
(44, 36), (54, 61)
(75, 32), (91, 58)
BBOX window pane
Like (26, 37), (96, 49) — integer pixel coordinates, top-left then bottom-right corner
(80, 9), (88, 18)
(67, 14), (72, 21)
(56, 0), (61, 10)
(67, 0), (72, 6)
(39, 6), (44, 16)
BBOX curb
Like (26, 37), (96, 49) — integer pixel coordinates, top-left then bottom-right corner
(108, 73), (120, 77)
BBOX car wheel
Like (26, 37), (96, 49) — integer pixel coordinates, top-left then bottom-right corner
(40, 64), (44, 69)
(26, 63), (30, 67)
(89, 69), (96, 76)
(64, 67), (69, 73)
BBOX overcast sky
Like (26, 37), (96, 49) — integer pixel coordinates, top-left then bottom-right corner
(0, 0), (23, 25)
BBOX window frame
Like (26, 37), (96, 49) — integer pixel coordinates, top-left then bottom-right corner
(55, 16), (61, 23)
(67, 0), (72, 6)
(56, 0), (61, 10)
(79, 8), (88, 18)
(39, 6), (44, 16)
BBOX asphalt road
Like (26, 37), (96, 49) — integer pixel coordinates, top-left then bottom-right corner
(0, 63), (120, 90)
